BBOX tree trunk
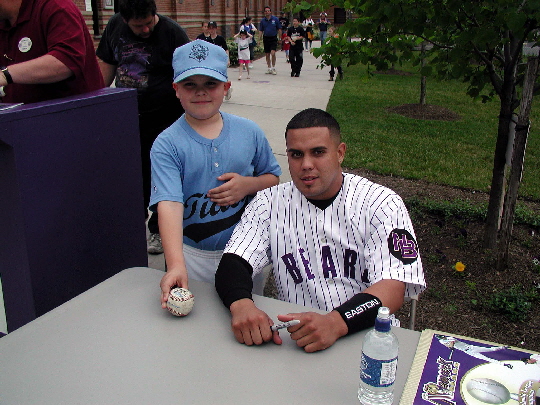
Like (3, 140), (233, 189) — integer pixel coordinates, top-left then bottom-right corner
(483, 111), (514, 248)
(496, 56), (539, 270)
(420, 42), (427, 105)
(483, 65), (518, 248)
(420, 76), (427, 105)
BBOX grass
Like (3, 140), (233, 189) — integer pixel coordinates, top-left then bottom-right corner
(326, 63), (540, 200)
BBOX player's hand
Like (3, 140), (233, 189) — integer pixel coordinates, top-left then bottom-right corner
(277, 311), (348, 353)
(230, 299), (282, 346)
(207, 173), (251, 206)
(159, 268), (188, 309)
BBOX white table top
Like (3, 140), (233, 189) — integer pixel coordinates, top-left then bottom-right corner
(0, 267), (421, 404)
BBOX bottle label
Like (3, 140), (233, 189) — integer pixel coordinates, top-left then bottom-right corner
(360, 353), (398, 388)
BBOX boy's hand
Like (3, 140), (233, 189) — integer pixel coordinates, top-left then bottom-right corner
(208, 173), (251, 206)
(230, 299), (282, 346)
(160, 268), (188, 309)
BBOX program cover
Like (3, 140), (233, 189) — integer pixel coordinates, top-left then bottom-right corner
(399, 329), (539, 405)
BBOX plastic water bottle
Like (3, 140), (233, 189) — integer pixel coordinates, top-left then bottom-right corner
(358, 307), (399, 405)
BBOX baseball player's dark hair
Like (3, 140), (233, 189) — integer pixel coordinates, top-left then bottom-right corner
(119, 0), (157, 22)
(285, 108), (341, 141)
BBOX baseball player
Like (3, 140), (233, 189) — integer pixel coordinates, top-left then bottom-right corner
(215, 108), (426, 353)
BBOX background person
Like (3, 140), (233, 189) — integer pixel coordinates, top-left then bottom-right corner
(327, 27), (343, 81)
(259, 6), (282, 75)
(304, 22), (313, 50)
(0, 0), (104, 103)
(96, 0), (190, 254)
(196, 20), (209, 40)
(198, 21), (231, 100)
(286, 17), (305, 77)
(318, 13), (330, 44)
(281, 30), (290, 63)
(234, 30), (253, 80)
(215, 108), (426, 353)
(279, 11), (289, 32)
(151, 41), (281, 309)
(240, 17), (257, 68)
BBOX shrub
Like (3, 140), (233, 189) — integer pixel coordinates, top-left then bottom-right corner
(486, 285), (538, 322)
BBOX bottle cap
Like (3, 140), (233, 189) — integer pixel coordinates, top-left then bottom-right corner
(374, 306), (391, 332)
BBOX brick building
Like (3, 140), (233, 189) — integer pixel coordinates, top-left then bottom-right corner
(76, 0), (290, 43)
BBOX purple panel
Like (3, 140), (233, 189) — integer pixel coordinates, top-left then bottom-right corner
(0, 88), (148, 331)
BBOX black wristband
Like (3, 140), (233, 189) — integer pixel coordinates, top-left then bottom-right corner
(1, 66), (13, 84)
(333, 293), (382, 335)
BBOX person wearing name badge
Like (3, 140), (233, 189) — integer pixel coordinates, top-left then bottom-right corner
(0, 0), (104, 103)
(215, 108), (426, 353)
(150, 41), (281, 309)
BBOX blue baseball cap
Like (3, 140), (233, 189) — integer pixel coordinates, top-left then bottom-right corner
(173, 40), (229, 83)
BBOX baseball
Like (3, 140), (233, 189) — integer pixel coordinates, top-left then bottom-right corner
(166, 287), (194, 317)
(466, 378), (511, 404)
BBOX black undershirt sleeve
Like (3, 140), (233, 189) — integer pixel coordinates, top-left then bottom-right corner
(215, 253), (254, 308)
(333, 293), (382, 335)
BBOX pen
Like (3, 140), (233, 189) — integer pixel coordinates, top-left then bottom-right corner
(271, 319), (300, 331)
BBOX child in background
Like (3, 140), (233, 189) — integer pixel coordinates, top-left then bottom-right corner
(281, 30), (290, 62)
(304, 23), (313, 50)
(150, 40), (281, 308)
(234, 30), (253, 80)
(327, 27), (343, 81)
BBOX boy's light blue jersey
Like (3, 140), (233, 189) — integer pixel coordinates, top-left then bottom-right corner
(150, 112), (282, 251)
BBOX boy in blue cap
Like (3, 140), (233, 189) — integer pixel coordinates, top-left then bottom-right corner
(150, 40), (281, 308)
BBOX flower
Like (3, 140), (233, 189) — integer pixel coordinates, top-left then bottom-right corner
(454, 261), (466, 272)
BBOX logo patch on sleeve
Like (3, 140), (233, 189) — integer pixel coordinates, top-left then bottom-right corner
(387, 229), (418, 264)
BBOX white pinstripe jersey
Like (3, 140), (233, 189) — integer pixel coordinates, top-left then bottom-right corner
(224, 173), (426, 312)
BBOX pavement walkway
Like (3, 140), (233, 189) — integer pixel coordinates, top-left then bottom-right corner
(148, 40), (335, 270)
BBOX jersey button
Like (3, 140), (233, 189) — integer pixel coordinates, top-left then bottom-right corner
(214, 162), (219, 167)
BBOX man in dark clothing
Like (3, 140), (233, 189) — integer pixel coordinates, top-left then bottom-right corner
(279, 11), (289, 31)
(96, 0), (189, 254)
(287, 18), (305, 77)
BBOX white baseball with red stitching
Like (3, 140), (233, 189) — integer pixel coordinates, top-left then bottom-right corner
(166, 288), (194, 316)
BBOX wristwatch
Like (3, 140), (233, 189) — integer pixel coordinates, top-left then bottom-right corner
(1, 66), (13, 85)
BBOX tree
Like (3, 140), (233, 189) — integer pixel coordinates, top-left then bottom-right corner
(300, 0), (540, 265)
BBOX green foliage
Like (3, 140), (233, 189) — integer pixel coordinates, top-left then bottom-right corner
(405, 197), (540, 228)
(486, 285), (539, 322)
(227, 39), (239, 66)
(424, 285), (448, 301)
(302, 0), (540, 105)
(328, 62), (540, 200)
(283, 0), (324, 16)
(406, 198), (487, 221)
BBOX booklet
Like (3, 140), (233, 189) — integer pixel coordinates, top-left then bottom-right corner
(399, 329), (540, 405)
